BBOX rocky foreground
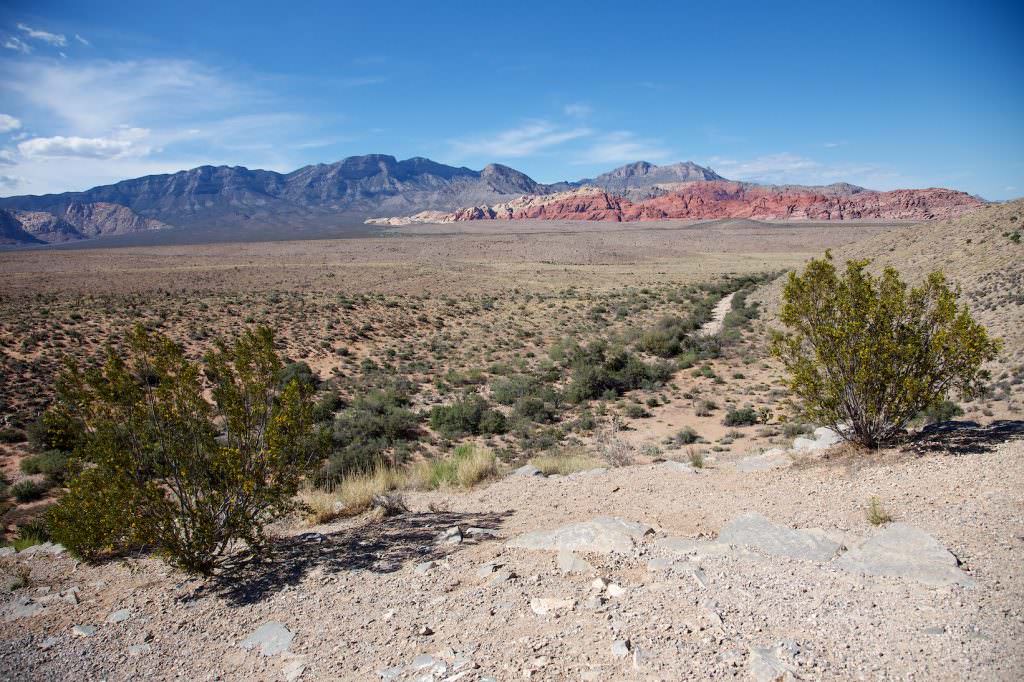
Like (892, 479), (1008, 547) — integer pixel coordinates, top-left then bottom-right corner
(2, 429), (1021, 680)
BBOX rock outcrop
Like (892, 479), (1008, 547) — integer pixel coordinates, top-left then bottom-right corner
(402, 182), (982, 224)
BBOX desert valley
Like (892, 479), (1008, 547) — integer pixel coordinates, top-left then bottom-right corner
(1, 2), (1023, 681)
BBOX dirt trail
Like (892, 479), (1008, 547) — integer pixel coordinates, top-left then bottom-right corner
(699, 292), (735, 336)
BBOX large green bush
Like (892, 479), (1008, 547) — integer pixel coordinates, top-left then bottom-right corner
(565, 343), (672, 403)
(429, 395), (507, 438)
(771, 254), (1000, 448)
(46, 325), (320, 573)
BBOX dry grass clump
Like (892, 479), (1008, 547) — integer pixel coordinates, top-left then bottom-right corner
(529, 447), (603, 475)
(866, 496), (893, 526)
(298, 445), (499, 525)
(411, 443), (498, 490)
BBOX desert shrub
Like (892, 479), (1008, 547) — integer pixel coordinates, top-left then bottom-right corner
(415, 444), (498, 489)
(723, 407), (759, 427)
(565, 343), (671, 403)
(623, 403), (649, 419)
(11, 480), (47, 503)
(46, 325), (320, 573)
(917, 400), (964, 425)
(669, 426), (700, 445)
(429, 395), (506, 438)
(512, 395), (555, 423)
(491, 375), (555, 406)
(13, 518), (50, 550)
(312, 389), (343, 423)
(26, 407), (85, 454)
(279, 361), (319, 390)
(0, 428), (26, 444)
(772, 254), (1000, 448)
(19, 450), (76, 484)
(324, 388), (419, 483)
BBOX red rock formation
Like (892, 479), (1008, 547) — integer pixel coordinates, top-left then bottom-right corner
(442, 183), (982, 223)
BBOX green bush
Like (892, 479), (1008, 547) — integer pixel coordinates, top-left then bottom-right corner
(723, 407), (759, 427)
(772, 254), (1000, 447)
(20, 450), (76, 484)
(670, 426), (701, 445)
(0, 428), (26, 444)
(565, 343), (671, 404)
(11, 480), (47, 503)
(46, 325), (320, 573)
(918, 400), (964, 425)
(279, 361), (319, 391)
(429, 395), (506, 438)
(322, 388), (419, 484)
(27, 408), (84, 454)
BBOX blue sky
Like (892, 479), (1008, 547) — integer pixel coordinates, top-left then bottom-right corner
(1, 0), (1022, 199)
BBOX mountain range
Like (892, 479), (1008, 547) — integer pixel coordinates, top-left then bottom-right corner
(0, 155), (983, 246)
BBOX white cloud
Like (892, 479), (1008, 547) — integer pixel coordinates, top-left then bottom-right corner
(0, 114), (21, 133)
(823, 141), (848, 149)
(563, 102), (592, 118)
(704, 152), (900, 189)
(574, 131), (672, 164)
(0, 174), (20, 189)
(449, 121), (593, 158)
(3, 36), (30, 54)
(18, 128), (152, 160)
(2, 59), (244, 134)
(74, 34), (90, 46)
(17, 23), (66, 47)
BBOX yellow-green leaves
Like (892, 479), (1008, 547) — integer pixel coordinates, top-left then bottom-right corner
(772, 254), (1000, 448)
(47, 325), (320, 573)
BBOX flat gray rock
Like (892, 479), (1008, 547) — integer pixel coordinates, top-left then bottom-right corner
(508, 517), (653, 554)
(8, 598), (42, 620)
(718, 512), (842, 562)
(833, 523), (975, 587)
(72, 625), (97, 638)
(656, 537), (735, 560)
(793, 426), (843, 452)
(239, 622), (294, 656)
(556, 551), (594, 574)
(0, 547), (15, 558)
(748, 645), (795, 682)
(514, 464), (543, 476)
(661, 461), (697, 474)
(106, 608), (131, 624)
(734, 449), (791, 473)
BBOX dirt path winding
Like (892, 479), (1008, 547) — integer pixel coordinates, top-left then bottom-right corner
(699, 291), (735, 336)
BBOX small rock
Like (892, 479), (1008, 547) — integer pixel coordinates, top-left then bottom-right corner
(611, 639), (631, 659)
(508, 517), (654, 554)
(606, 583), (627, 598)
(72, 625), (97, 638)
(476, 562), (501, 578)
(128, 643), (152, 656)
(239, 622), (293, 656)
(922, 625), (947, 635)
(63, 590), (80, 605)
(106, 608), (131, 624)
(464, 527), (499, 539)
(414, 560), (438, 576)
(282, 655), (308, 682)
(38, 636), (59, 650)
(748, 646), (795, 682)
(529, 597), (575, 615)
(0, 547), (15, 558)
(417, 625), (434, 636)
(591, 578), (609, 591)
(437, 527), (463, 546)
(514, 464), (543, 476)
(489, 568), (515, 585)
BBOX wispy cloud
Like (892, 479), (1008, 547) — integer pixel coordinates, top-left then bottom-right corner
(823, 141), (848, 148)
(705, 152), (900, 189)
(3, 36), (30, 54)
(17, 23), (66, 47)
(449, 121), (593, 158)
(74, 33), (90, 46)
(2, 59), (243, 134)
(563, 102), (592, 118)
(18, 127), (152, 160)
(574, 131), (672, 165)
(0, 114), (21, 133)
(0, 175), (20, 190)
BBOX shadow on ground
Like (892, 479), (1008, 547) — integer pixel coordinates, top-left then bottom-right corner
(906, 419), (1024, 456)
(191, 510), (510, 607)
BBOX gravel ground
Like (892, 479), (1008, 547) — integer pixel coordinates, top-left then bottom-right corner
(1, 436), (1022, 681)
